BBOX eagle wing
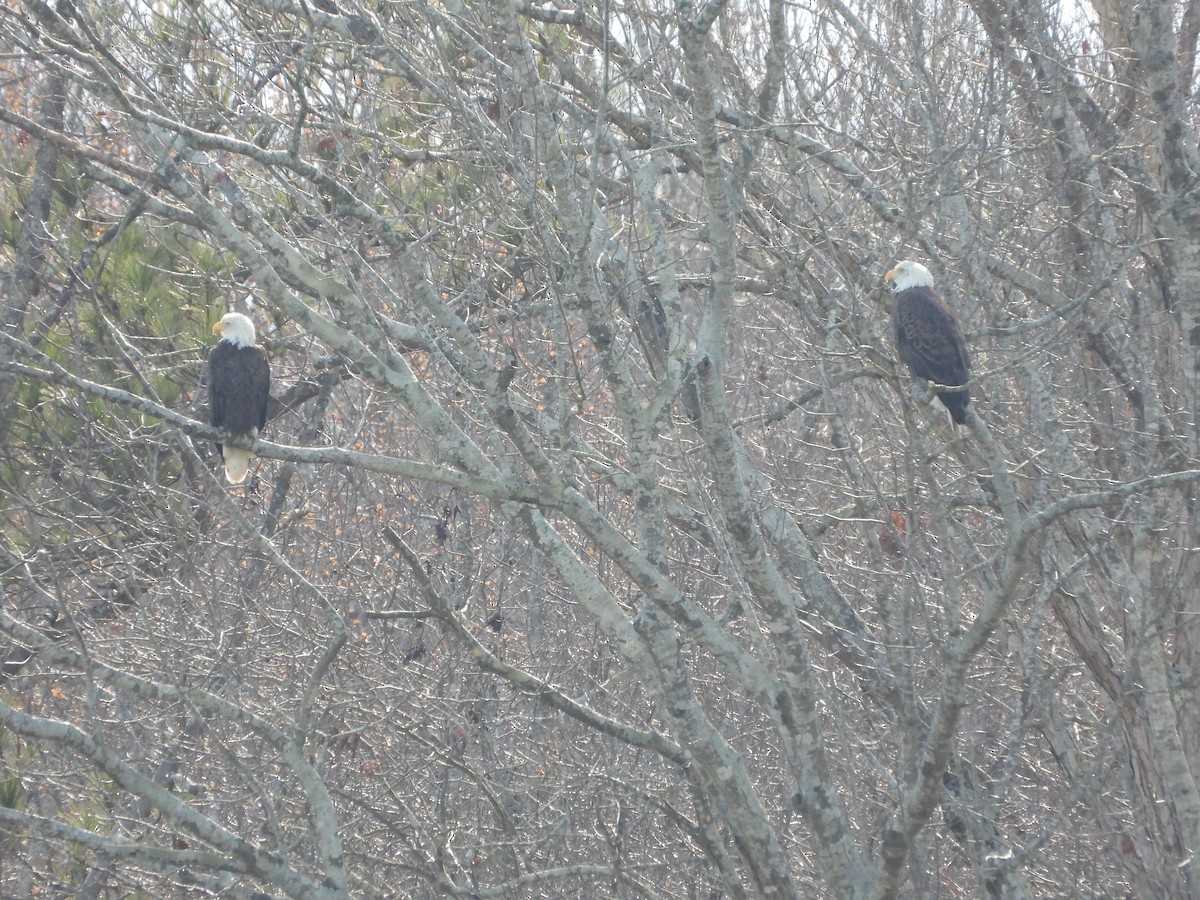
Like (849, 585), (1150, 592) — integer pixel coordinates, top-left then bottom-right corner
(893, 285), (969, 387)
(251, 346), (270, 431)
(893, 284), (970, 423)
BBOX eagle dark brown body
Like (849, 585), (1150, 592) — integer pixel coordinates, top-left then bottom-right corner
(209, 312), (270, 483)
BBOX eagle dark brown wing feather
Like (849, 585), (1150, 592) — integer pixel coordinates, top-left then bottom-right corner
(893, 284), (970, 424)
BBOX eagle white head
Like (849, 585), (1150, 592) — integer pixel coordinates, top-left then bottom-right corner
(212, 312), (257, 348)
(885, 261), (935, 293)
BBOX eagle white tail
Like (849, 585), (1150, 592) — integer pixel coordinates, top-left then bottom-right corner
(223, 447), (254, 484)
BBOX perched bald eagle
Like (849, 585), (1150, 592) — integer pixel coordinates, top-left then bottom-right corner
(209, 312), (270, 483)
(885, 261), (970, 425)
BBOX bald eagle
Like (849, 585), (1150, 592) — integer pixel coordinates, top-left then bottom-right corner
(209, 312), (270, 483)
(885, 261), (970, 425)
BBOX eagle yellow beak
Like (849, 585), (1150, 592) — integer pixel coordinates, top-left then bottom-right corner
(884, 268), (896, 287)
(211, 321), (223, 335)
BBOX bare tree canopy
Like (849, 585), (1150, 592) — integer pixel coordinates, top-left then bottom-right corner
(2, 0), (1199, 896)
